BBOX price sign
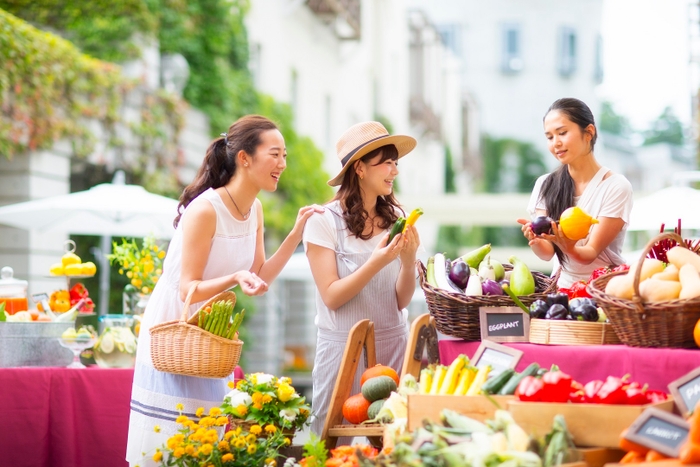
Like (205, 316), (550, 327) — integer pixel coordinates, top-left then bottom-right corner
(669, 366), (700, 418)
(479, 307), (530, 342)
(624, 408), (690, 458)
(471, 339), (523, 378)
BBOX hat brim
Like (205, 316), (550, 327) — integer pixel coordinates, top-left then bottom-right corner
(327, 134), (417, 187)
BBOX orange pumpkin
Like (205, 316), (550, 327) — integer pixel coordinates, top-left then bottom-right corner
(360, 364), (399, 386)
(342, 393), (371, 425)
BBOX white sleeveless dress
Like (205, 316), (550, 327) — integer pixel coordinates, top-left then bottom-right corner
(126, 188), (257, 466)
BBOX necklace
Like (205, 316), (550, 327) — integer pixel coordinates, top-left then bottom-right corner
(223, 186), (251, 220)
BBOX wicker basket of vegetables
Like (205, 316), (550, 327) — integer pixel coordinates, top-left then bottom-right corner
(587, 231), (700, 348)
(417, 244), (557, 341)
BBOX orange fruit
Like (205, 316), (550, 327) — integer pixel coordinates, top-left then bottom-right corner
(694, 318), (700, 347)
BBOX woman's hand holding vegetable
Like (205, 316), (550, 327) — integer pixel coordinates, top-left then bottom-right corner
(369, 231), (404, 269)
(398, 224), (420, 267)
(517, 218), (556, 261)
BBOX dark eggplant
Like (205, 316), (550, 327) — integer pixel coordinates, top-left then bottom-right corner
(529, 299), (549, 319)
(448, 258), (470, 290)
(569, 298), (599, 322)
(546, 292), (570, 311)
(531, 215), (554, 236)
(482, 279), (504, 296)
(544, 303), (569, 320)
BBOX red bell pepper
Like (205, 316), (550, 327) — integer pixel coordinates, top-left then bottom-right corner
(596, 375), (629, 405)
(624, 382), (649, 405)
(541, 370), (573, 402)
(516, 376), (544, 402)
(645, 389), (668, 404)
(583, 379), (604, 403)
(569, 390), (585, 403)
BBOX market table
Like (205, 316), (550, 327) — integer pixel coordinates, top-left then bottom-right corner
(439, 339), (700, 391)
(0, 366), (244, 467)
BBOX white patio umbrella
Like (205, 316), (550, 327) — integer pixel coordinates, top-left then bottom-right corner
(628, 185), (700, 231)
(0, 171), (179, 315)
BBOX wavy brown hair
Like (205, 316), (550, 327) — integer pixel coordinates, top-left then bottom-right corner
(174, 115), (278, 228)
(332, 144), (405, 239)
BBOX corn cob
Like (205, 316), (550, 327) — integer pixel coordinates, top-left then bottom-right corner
(418, 367), (434, 394)
(428, 364), (448, 395)
(454, 366), (478, 395)
(466, 365), (492, 396)
(438, 354), (469, 395)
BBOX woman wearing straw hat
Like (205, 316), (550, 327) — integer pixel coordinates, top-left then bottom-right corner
(303, 121), (420, 436)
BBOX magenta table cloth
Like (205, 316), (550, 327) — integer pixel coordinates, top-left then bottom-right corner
(0, 365), (244, 467)
(439, 339), (700, 391)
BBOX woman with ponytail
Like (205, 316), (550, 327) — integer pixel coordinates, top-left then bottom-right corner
(126, 115), (323, 466)
(517, 98), (633, 288)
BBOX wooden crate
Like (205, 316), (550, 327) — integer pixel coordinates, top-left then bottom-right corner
(407, 394), (515, 431)
(507, 399), (675, 448)
(576, 447), (625, 467)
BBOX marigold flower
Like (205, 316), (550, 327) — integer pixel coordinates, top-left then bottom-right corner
(185, 445), (195, 455)
(208, 407), (222, 417)
(234, 438), (246, 449)
(199, 443), (213, 456)
(262, 394), (273, 404)
(253, 402), (263, 410)
(284, 437), (291, 445)
(199, 416), (214, 427)
(175, 415), (188, 424)
(175, 403), (184, 412)
(152, 450), (163, 462)
(224, 430), (235, 440)
(265, 424), (277, 434)
(235, 427), (242, 436)
(216, 416), (228, 426)
(236, 380), (245, 390)
(249, 425), (262, 435)
(265, 458), (277, 467)
(251, 393), (263, 404)
(173, 447), (185, 458)
(218, 440), (230, 451)
(153, 425), (160, 433)
(222, 453), (234, 462)
(237, 404), (248, 416)
(247, 444), (257, 455)
(228, 381), (235, 389)
(167, 438), (178, 450)
(245, 433), (257, 444)
(195, 407), (205, 418)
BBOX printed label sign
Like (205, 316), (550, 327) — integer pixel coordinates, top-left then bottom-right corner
(624, 408), (690, 458)
(669, 367), (700, 418)
(471, 340), (523, 378)
(480, 307), (530, 342)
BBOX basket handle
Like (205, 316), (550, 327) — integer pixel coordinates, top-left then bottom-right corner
(179, 280), (202, 322)
(630, 231), (686, 313)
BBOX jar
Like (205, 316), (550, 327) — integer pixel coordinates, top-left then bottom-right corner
(0, 266), (28, 315)
(93, 314), (137, 368)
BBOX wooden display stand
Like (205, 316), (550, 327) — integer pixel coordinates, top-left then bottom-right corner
(320, 314), (439, 449)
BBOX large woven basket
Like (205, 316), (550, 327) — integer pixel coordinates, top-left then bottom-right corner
(150, 281), (243, 378)
(227, 417), (296, 440)
(587, 232), (700, 348)
(417, 260), (557, 341)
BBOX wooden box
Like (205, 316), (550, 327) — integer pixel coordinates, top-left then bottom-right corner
(507, 399), (675, 448)
(407, 394), (515, 431)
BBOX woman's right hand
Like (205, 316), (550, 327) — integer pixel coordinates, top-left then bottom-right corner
(234, 271), (268, 296)
(517, 218), (547, 247)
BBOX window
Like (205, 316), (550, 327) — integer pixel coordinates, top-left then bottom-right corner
(437, 23), (461, 56)
(501, 24), (523, 73)
(559, 27), (577, 77)
(594, 34), (604, 83)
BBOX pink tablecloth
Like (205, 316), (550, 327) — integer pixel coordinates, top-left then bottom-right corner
(0, 365), (244, 467)
(439, 340), (700, 391)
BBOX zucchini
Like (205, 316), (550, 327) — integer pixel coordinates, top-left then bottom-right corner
(498, 362), (541, 395)
(481, 368), (515, 395)
(387, 217), (406, 245)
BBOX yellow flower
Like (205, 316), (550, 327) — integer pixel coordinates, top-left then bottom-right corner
(264, 424), (277, 434)
(175, 415), (189, 424)
(247, 444), (257, 454)
(234, 438), (246, 449)
(199, 416), (214, 427)
(199, 443), (213, 456)
(152, 450), (163, 462)
(279, 377), (292, 385)
(236, 404), (248, 416)
(228, 381), (235, 389)
(153, 425), (161, 433)
(167, 438), (178, 450)
(185, 445), (195, 455)
(224, 431), (235, 440)
(236, 380), (245, 390)
(195, 407), (205, 418)
(245, 433), (257, 444)
(173, 447), (185, 458)
(175, 403), (184, 412)
(222, 453), (234, 462)
(208, 407), (222, 417)
(234, 426), (242, 436)
(158, 250), (165, 259)
(265, 458), (277, 467)
(216, 416), (228, 426)
(218, 440), (230, 451)
(284, 437), (291, 445)
(277, 383), (295, 402)
(251, 393), (263, 404)
(262, 394), (273, 404)
(249, 425), (262, 435)
(253, 402), (263, 410)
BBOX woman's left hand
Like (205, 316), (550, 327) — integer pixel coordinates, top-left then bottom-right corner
(398, 224), (420, 265)
(539, 222), (578, 253)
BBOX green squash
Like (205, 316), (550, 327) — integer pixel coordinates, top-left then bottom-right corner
(367, 398), (386, 420)
(361, 375), (397, 402)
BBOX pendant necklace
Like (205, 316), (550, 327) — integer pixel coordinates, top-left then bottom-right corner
(223, 186), (251, 220)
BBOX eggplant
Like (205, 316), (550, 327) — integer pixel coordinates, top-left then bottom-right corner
(545, 304), (569, 320)
(531, 215), (554, 236)
(449, 258), (470, 290)
(481, 279), (504, 296)
(529, 299), (549, 319)
(546, 293), (569, 311)
(569, 298), (599, 322)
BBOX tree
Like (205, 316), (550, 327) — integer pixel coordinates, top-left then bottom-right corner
(598, 101), (632, 136)
(643, 106), (685, 146)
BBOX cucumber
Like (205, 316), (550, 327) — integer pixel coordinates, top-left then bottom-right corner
(387, 217), (406, 245)
(480, 368), (515, 395)
(498, 362), (541, 395)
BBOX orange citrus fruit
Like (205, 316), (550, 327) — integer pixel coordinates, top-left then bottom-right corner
(694, 318), (700, 347)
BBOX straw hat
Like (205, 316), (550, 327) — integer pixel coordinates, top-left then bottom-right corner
(327, 121), (417, 187)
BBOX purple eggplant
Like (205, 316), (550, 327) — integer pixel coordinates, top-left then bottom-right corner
(481, 279), (504, 296)
(531, 215), (554, 236)
(449, 258), (470, 290)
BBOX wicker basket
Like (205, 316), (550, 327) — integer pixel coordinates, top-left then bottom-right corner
(417, 260), (557, 341)
(150, 281), (243, 378)
(587, 232), (700, 348)
(529, 318), (621, 345)
(228, 417), (296, 440)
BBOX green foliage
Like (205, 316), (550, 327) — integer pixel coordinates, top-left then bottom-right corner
(598, 101), (632, 136)
(444, 146), (457, 193)
(643, 106), (685, 146)
(481, 135), (546, 194)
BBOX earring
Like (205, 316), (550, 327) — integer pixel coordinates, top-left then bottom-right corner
(360, 175), (364, 180)
(244, 163), (248, 167)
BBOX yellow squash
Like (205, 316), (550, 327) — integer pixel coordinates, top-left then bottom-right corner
(559, 206), (598, 241)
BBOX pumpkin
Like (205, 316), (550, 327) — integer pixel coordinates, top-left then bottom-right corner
(367, 398), (386, 420)
(360, 364), (399, 386)
(342, 393), (371, 425)
(361, 375), (397, 402)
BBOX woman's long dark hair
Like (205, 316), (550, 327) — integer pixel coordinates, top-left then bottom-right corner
(174, 115), (278, 227)
(539, 97), (597, 264)
(333, 144), (405, 240)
